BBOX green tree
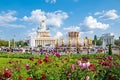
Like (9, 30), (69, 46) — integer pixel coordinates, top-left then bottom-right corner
(85, 36), (88, 39)
(16, 40), (28, 47)
(92, 35), (102, 46)
(0, 40), (9, 47)
(10, 39), (14, 47)
(96, 40), (103, 46)
(93, 35), (97, 45)
(94, 35), (97, 41)
(108, 44), (112, 55)
(114, 40), (120, 46)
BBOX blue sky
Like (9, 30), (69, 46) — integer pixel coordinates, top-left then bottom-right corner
(0, 0), (120, 40)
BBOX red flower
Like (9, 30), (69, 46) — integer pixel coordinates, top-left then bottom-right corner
(89, 64), (95, 69)
(101, 62), (111, 67)
(4, 69), (12, 78)
(41, 74), (46, 80)
(56, 53), (61, 58)
(8, 61), (13, 64)
(109, 74), (114, 79)
(38, 59), (42, 64)
(29, 57), (34, 61)
(19, 75), (22, 80)
(82, 58), (89, 62)
(43, 57), (51, 62)
(26, 77), (33, 80)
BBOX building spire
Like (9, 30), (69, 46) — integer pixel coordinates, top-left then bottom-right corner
(41, 18), (46, 31)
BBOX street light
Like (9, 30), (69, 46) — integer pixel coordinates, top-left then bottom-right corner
(14, 35), (16, 48)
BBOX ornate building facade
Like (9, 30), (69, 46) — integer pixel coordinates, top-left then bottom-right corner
(35, 19), (56, 47)
(100, 33), (114, 46)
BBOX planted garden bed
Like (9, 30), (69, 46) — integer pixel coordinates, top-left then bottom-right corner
(0, 52), (120, 80)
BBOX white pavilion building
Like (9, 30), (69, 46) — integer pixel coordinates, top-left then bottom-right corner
(35, 19), (56, 48)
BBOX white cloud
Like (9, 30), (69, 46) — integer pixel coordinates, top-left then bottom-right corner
(0, 11), (17, 24)
(101, 10), (119, 20)
(64, 26), (80, 31)
(23, 9), (45, 24)
(94, 11), (105, 15)
(54, 31), (63, 39)
(95, 9), (119, 20)
(0, 11), (25, 28)
(0, 23), (25, 28)
(81, 30), (94, 34)
(28, 28), (37, 38)
(83, 16), (109, 30)
(23, 9), (68, 27)
(45, 0), (56, 4)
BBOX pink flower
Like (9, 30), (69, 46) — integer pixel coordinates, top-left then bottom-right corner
(78, 60), (83, 67)
(85, 76), (90, 80)
(45, 53), (49, 58)
(52, 50), (55, 55)
(66, 73), (71, 77)
(107, 56), (113, 61)
(113, 62), (119, 66)
(78, 61), (90, 69)
(71, 64), (75, 70)
(86, 62), (90, 68)
(78, 60), (82, 64)
(82, 63), (86, 68)
(25, 64), (30, 70)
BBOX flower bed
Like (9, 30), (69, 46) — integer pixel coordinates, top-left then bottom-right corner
(0, 53), (120, 80)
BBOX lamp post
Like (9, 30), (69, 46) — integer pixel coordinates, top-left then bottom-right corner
(55, 39), (58, 52)
(76, 38), (79, 47)
(8, 40), (10, 48)
(69, 38), (71, 47)
(14, 35), (16, 48)
(69, 38), (71, 52)
(84, 38), (87, 47)
(76, 38), (80, 54)
(62, 38), (64, 47)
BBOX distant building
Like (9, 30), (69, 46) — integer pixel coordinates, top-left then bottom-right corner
(100, 33), (114, 47)
(68, 32), (79, 46)
(119, 37), (120, 40)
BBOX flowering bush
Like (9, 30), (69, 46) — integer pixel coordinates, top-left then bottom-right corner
(0, 53), (120, 80)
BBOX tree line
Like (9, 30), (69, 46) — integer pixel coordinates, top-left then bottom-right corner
(0, 39), (28, 47)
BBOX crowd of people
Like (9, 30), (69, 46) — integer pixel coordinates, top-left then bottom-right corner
(0, 46), (119, 55)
